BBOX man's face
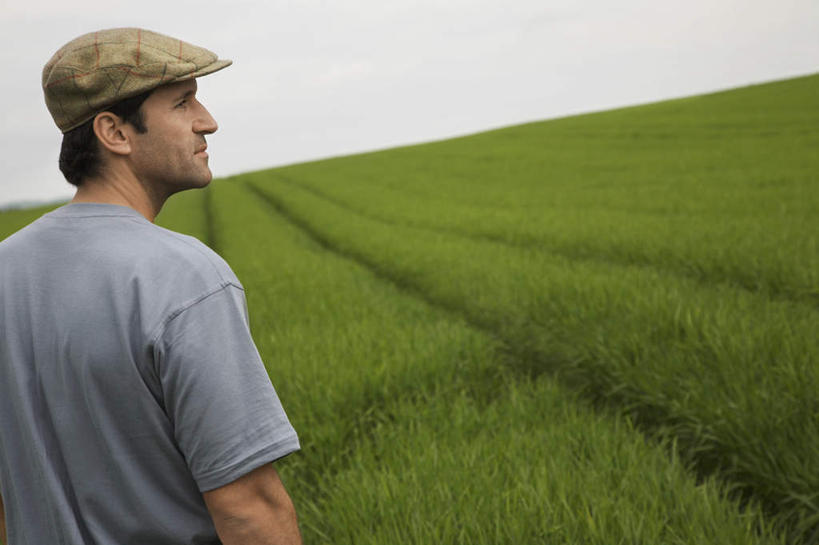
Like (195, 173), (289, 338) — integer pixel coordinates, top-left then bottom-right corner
(127, 78), (218, 196)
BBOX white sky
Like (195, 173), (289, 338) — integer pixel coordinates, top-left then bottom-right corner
(1, 0), (817, 208)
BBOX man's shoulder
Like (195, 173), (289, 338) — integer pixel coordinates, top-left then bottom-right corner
(88, 220), (245, 330)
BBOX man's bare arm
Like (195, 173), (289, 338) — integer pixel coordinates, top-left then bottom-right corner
(202, 464), (301, 545)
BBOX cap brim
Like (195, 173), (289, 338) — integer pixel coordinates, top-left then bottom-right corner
(186, 58), (232, 80)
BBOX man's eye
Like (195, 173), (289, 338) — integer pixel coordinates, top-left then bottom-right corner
(176, 100), (187, 108)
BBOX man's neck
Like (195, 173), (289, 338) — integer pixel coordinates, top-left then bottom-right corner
(72, 171), (165, 222)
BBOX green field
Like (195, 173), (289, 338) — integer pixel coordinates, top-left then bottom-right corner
(2, 72), (817, 543)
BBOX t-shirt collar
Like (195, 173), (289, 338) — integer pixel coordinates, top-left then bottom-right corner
(48, 202), (148, 220)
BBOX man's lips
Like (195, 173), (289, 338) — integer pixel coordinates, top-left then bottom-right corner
(195, 144), (208, 157)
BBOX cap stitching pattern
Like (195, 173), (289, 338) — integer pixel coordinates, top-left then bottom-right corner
(114, 67), (130, 96)
(136, 29), (142, 66)
(46, 64), (173, 89)
(94, 31), (100, 69)
(45, 41), (214, 76)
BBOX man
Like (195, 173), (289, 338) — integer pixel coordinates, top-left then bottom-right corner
(0, 28), (302, 544)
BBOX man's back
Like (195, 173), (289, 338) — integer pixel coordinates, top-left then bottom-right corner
(0, 203), (299, 544)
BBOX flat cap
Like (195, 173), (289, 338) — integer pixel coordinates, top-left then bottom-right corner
(42, 28), (232, 133)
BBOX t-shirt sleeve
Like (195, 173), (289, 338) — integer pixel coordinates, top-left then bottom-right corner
(154, 283), (299, 492)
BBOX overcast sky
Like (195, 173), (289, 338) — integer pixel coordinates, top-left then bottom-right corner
(1, 0), (817, 208)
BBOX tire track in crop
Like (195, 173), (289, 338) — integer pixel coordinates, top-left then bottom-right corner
(243, 180), (672, 438)
(242, 181), (497, 338)
(245, 178), (818, 545)
(266, 173), (817, 309)
(243, 180), (586, 391)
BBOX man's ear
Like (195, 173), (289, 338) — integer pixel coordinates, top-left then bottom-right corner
(92, 112), (132, 156)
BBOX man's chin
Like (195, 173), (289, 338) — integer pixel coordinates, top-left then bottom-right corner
(172, 174), (212, 194)
(194, 170), (213, 188)
(193, 178), (212, 190)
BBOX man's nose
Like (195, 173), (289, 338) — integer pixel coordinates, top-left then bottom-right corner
(193, 103), (218, 134)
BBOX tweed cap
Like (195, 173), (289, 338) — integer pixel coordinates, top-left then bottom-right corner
(43, 28), (232, 133)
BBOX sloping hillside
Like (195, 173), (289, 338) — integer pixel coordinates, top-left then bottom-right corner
(215, 72), (817, 542)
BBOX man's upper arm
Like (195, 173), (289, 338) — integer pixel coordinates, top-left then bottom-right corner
(203, 463), (301, 545)
(155, 284), (299, 491)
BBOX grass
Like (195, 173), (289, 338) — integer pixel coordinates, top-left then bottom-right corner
(246, 165), (818, 539)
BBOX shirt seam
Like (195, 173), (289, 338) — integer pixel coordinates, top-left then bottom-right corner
(195, 433), (301, 492)
(149, 282), (245, 348)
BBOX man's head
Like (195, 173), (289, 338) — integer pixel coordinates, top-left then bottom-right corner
(42, 28), (231, 189)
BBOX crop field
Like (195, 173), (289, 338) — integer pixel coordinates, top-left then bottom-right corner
(1, 73), (816, 543)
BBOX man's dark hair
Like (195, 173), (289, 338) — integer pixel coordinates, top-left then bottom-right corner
(58, 89), (153, 187)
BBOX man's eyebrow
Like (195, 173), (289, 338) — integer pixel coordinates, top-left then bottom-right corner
(173, 89), (196, 102)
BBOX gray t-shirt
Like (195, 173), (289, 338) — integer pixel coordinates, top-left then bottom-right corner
(0, 202), (299, 544)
